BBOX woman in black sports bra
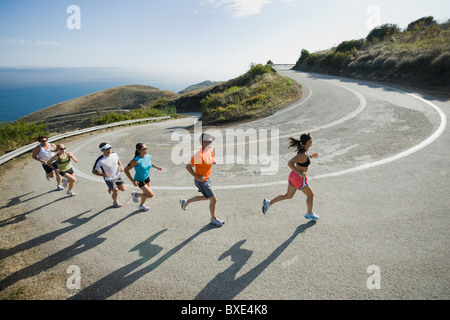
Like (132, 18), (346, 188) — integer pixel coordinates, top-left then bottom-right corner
(262, 133), (320, 220)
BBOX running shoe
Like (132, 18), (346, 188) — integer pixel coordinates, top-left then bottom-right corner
(139, 205), (149, 211)
(262, 199), (270, 214)
(46, 173), (51, 181)
(180, 199), (188, 211)
(62, 178), (68, 189)
(132, 192), (139, 203)
(305, 212), (319, 220)
(210, 217), (225, 227)
(57, 185), (64, 191)
(113, 201), (123, 208)
(67, 190), (76, 197)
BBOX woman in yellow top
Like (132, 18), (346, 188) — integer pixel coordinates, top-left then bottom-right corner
(48, 144), (79, 196)
(180, 133), (224, 227)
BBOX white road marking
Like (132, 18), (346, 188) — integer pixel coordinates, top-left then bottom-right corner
(71, 80), (447, 191)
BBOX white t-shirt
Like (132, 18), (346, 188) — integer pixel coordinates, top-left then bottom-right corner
(93, 152), (121, 181)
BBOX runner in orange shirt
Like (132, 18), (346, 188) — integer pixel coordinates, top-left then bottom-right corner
(180, 133), (224, 227)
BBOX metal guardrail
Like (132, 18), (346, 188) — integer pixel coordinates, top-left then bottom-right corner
(0, 116), (171, 166)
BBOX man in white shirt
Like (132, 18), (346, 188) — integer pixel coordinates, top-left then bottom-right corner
(92, 143), (126, 208)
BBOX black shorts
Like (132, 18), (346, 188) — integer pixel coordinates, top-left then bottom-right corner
(137, 177), (150, 188)
(59, 168), (74, 176)
(42, 162), (57, 174)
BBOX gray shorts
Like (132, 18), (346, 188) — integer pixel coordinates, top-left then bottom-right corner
(195, 178), (215, 199)
(105, 175), (124, 191)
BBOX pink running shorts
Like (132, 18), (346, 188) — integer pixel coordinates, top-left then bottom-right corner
(288, 171), (308, 190)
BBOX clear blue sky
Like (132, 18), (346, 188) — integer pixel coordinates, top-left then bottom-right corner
(1, 0), (449, 86)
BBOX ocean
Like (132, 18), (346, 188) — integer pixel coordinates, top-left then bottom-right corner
(0, 81), (189, 123)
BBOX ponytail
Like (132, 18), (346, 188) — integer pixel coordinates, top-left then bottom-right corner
(128, 143), (145, 166)
(288, 133), (312, 154)
(134, 143), (144, 158)
(288, 137), (305, 153)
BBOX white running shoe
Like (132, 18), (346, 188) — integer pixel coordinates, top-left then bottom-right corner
(113, 201), (123, 208)
(132, 192), (139, 203)
(180, 199), (188, 211)
(139, 205), (149, 211)
(46, 173), (51, 181)
(67, 190), (76, 197)
(210, 217), (225, 227)
(62, 178), (68, 189)
(57, 185), (64, 191)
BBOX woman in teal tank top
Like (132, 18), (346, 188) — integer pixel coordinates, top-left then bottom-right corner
(48, 144), (79, 196)
(124, 143), (163, 211)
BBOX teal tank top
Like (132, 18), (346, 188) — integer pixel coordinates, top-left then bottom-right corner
(133, 154), (152, 181)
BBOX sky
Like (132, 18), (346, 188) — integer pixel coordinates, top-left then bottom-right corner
(0, 0), (449, 90)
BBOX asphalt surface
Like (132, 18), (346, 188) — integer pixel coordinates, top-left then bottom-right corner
(1, 66), (449, 300)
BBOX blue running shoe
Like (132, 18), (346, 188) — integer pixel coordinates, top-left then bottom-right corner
(305, 212), (319, 220)
(262, 199), (270, 214)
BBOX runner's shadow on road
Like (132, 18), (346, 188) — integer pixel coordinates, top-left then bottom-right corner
(0, 208), (138, 292)
(69, 223), (217, 300)
(0, 190), (63, 227)
(195, 220), (316, 300)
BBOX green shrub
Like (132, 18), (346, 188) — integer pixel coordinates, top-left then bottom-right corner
(431, 52), (450, 73)
(295, 49), (310, 66)
(366, 24), (401, 42)
(382, 57), (398, 70)
(406, 16), (436, 32)
(336, 39), (366, 53)
(249, 64), (274, 76)
(306, 54), (318, 66)
(0, 119), (49, 155)
(200, 65), (298, 124)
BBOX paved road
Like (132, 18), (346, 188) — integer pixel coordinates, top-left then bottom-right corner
(1, 66), (449, 300)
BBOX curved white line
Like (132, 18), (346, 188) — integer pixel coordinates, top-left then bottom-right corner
(72, 82), (447, 191)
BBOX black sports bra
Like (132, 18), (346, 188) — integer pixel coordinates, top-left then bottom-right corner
(297, 153), (310, 167)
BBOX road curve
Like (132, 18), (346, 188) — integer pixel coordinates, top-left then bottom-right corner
(1, 66), (449, 300)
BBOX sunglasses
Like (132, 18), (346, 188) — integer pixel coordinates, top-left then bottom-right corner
(58, 148), (66, 150)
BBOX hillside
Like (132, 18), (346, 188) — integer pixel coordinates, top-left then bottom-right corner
(22, 85), (179, 132)
(178, 80), (223, 94)
(9, 64), (301, 151)
(293, 17), (450, 92)
(159, 64), (302, 125)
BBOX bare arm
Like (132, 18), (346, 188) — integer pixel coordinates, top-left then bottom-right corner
(47, 155), (58, 170)
(67, 152), (79, 163)
(186, 164), (204, 182)
(288, 154), (307, 177)
(152, 162), (163, 171)
(31, 146), (43, 163)
(124, 160), (139, 187)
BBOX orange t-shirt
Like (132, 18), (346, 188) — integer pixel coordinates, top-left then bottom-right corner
(190, 148), (215, 181)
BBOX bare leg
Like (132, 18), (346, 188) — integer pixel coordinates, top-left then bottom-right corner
(137, 183), (154, 206)
(270, 184), (297, 206)
(64, 173), (77, 191)
(300, 186), (315, 214)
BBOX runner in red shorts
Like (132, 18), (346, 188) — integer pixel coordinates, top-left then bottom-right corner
(262, 133), (320, 220)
